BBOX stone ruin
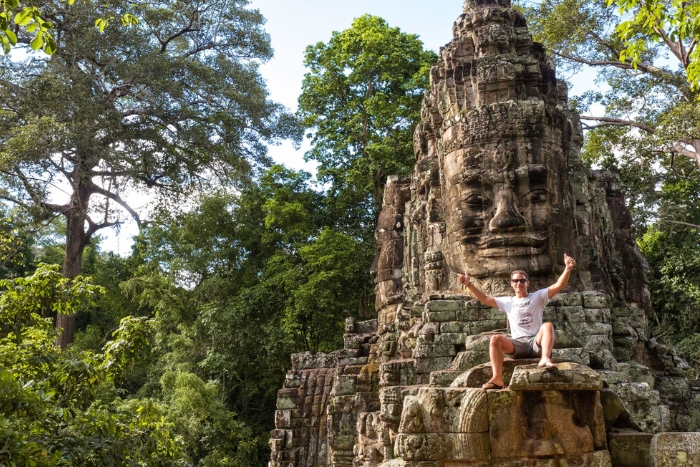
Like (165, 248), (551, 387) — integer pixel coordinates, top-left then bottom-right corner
(268, 1), (700, 466)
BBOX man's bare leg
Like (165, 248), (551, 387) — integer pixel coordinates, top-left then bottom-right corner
(536, 322), (556, 368)
(485, 335), (515, 388)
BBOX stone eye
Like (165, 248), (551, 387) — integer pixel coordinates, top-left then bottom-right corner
(522, 190), (548, 205)
(464, 194), (489, 208)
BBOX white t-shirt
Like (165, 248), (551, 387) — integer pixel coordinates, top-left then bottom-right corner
(494, 288), (550, 339)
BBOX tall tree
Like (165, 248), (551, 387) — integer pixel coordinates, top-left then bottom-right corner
(0, 0), (299, 346)
(298, 14), (437, 220)
(522, 0), (699, 174)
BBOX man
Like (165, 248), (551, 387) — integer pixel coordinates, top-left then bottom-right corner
(458, 253), (576, 389)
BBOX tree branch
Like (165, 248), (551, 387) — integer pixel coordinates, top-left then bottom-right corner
(89, 184), (142, 228)
(9, 170), (67, 213)
(652, 23), (684, 64)
(553, 51), (676, 81)
(663, 220), (700, 230)
(159, 11), (200, 53)
(579, 115), (656, 133)
(85, 215), (118, 239)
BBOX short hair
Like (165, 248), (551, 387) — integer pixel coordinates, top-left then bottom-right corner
(510, 270), (529, 281)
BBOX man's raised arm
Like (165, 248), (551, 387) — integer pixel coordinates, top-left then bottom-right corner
(547, 253), (576, 299)
(459, 274), (498, 308)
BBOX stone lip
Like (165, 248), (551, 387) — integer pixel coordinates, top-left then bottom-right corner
(508, 362), (603, 391)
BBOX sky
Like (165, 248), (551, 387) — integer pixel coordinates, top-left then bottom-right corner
(101, 0), (600, 254)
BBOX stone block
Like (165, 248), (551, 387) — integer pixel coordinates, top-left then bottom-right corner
(583, 293), (609, 308)
(567, 321), (612, 337)
(609, 432), (653, 467)
(553, 329), (583, 348)
(430, 370), (461, 387)
(561, 306), (585, 322)
(551, 347), (590, 365)
(456, 388), (489, 433)
(585, 334), (614, 352)
(394, 432), (489, 462)
(415, 357), (454, 374)
(552, 293), (583, 306)
(424, 310), (456, 323)
(613, 347), (634, 362)
(440, 322), (470, 333)
(434, 333), (468, 345)
(331, 375), (356, 396)
(651, 432), (700, 467)
(456, 309), (483, 321)
(469, 319), (505, 334)
(584, 308), (603, 322)
(379, 359), (416, 387)
(275, 410), (292, 428)
(413, 343), (457, 358)
(654, 377), (689, 402)
(508, 362), (603, 391)
(448, 349), (490, 371)
(543, 305), (559, 322)
(291, 351), (337, 370)
(426, 300), (465, 312)
(337, 356), (368, 367)
(354, 319), (378, 334)
(482, 308), (505, 320)
(598, 369), (630, 385)
(615, 382), (654, 402)
(276, 389), (298, 410)
(488, 390), (596, 458)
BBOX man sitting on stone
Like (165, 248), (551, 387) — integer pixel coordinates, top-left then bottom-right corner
(458, 254), (576, 389)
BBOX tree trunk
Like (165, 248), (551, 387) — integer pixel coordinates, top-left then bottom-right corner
(55, 182), (91, 349)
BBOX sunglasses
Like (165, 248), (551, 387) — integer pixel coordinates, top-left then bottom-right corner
(510, 279), (528, 284)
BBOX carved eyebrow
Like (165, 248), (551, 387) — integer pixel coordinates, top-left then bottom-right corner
(515, 164), (548, 179)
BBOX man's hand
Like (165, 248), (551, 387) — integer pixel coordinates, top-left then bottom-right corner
(458, 273), (471, 287)
(564, 253), (576, 271)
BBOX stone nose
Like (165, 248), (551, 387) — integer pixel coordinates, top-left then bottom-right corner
(489, 191), (527, 233)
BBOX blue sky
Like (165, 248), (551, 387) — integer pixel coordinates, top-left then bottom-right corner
(249, 0), (597, 172)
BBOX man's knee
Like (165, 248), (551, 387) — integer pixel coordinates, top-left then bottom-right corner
(490, 334), (513, 352)
(541, 322), (554, 333)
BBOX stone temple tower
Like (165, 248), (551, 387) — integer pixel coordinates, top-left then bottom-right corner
(269, 1), (700, 466)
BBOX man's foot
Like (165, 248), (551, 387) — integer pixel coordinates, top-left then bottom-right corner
(538, 359), (557, 370)
(482, 381), (504, 390)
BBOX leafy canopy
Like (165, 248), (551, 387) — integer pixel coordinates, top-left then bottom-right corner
(299, 14), (437, 216)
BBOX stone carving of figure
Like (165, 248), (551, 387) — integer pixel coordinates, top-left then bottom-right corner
(399, 397), (424, 433)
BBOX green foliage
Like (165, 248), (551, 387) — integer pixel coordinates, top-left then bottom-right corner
(0, 265), (184, 466)
(611, 0), (700, 91)
(299, 14), (437, 216)
(0, 0), (300, 344)
(1, 0), (137, 56)
(0, 263), (101, 340)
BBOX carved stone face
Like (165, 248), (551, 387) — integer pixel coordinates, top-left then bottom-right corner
(442, 142), (563, 278)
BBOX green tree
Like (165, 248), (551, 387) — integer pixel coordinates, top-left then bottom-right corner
(0, 264), (184, 466)
(522, 0), (699, 178)
(0, 0), (138, 55)
(298, 14), (437, 219)
(0, 0), (300, 346)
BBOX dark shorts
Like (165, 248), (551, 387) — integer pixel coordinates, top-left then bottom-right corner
(507, 336), (542, 359)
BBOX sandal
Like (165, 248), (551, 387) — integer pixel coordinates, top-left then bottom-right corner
(482, 381), (504, 390)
